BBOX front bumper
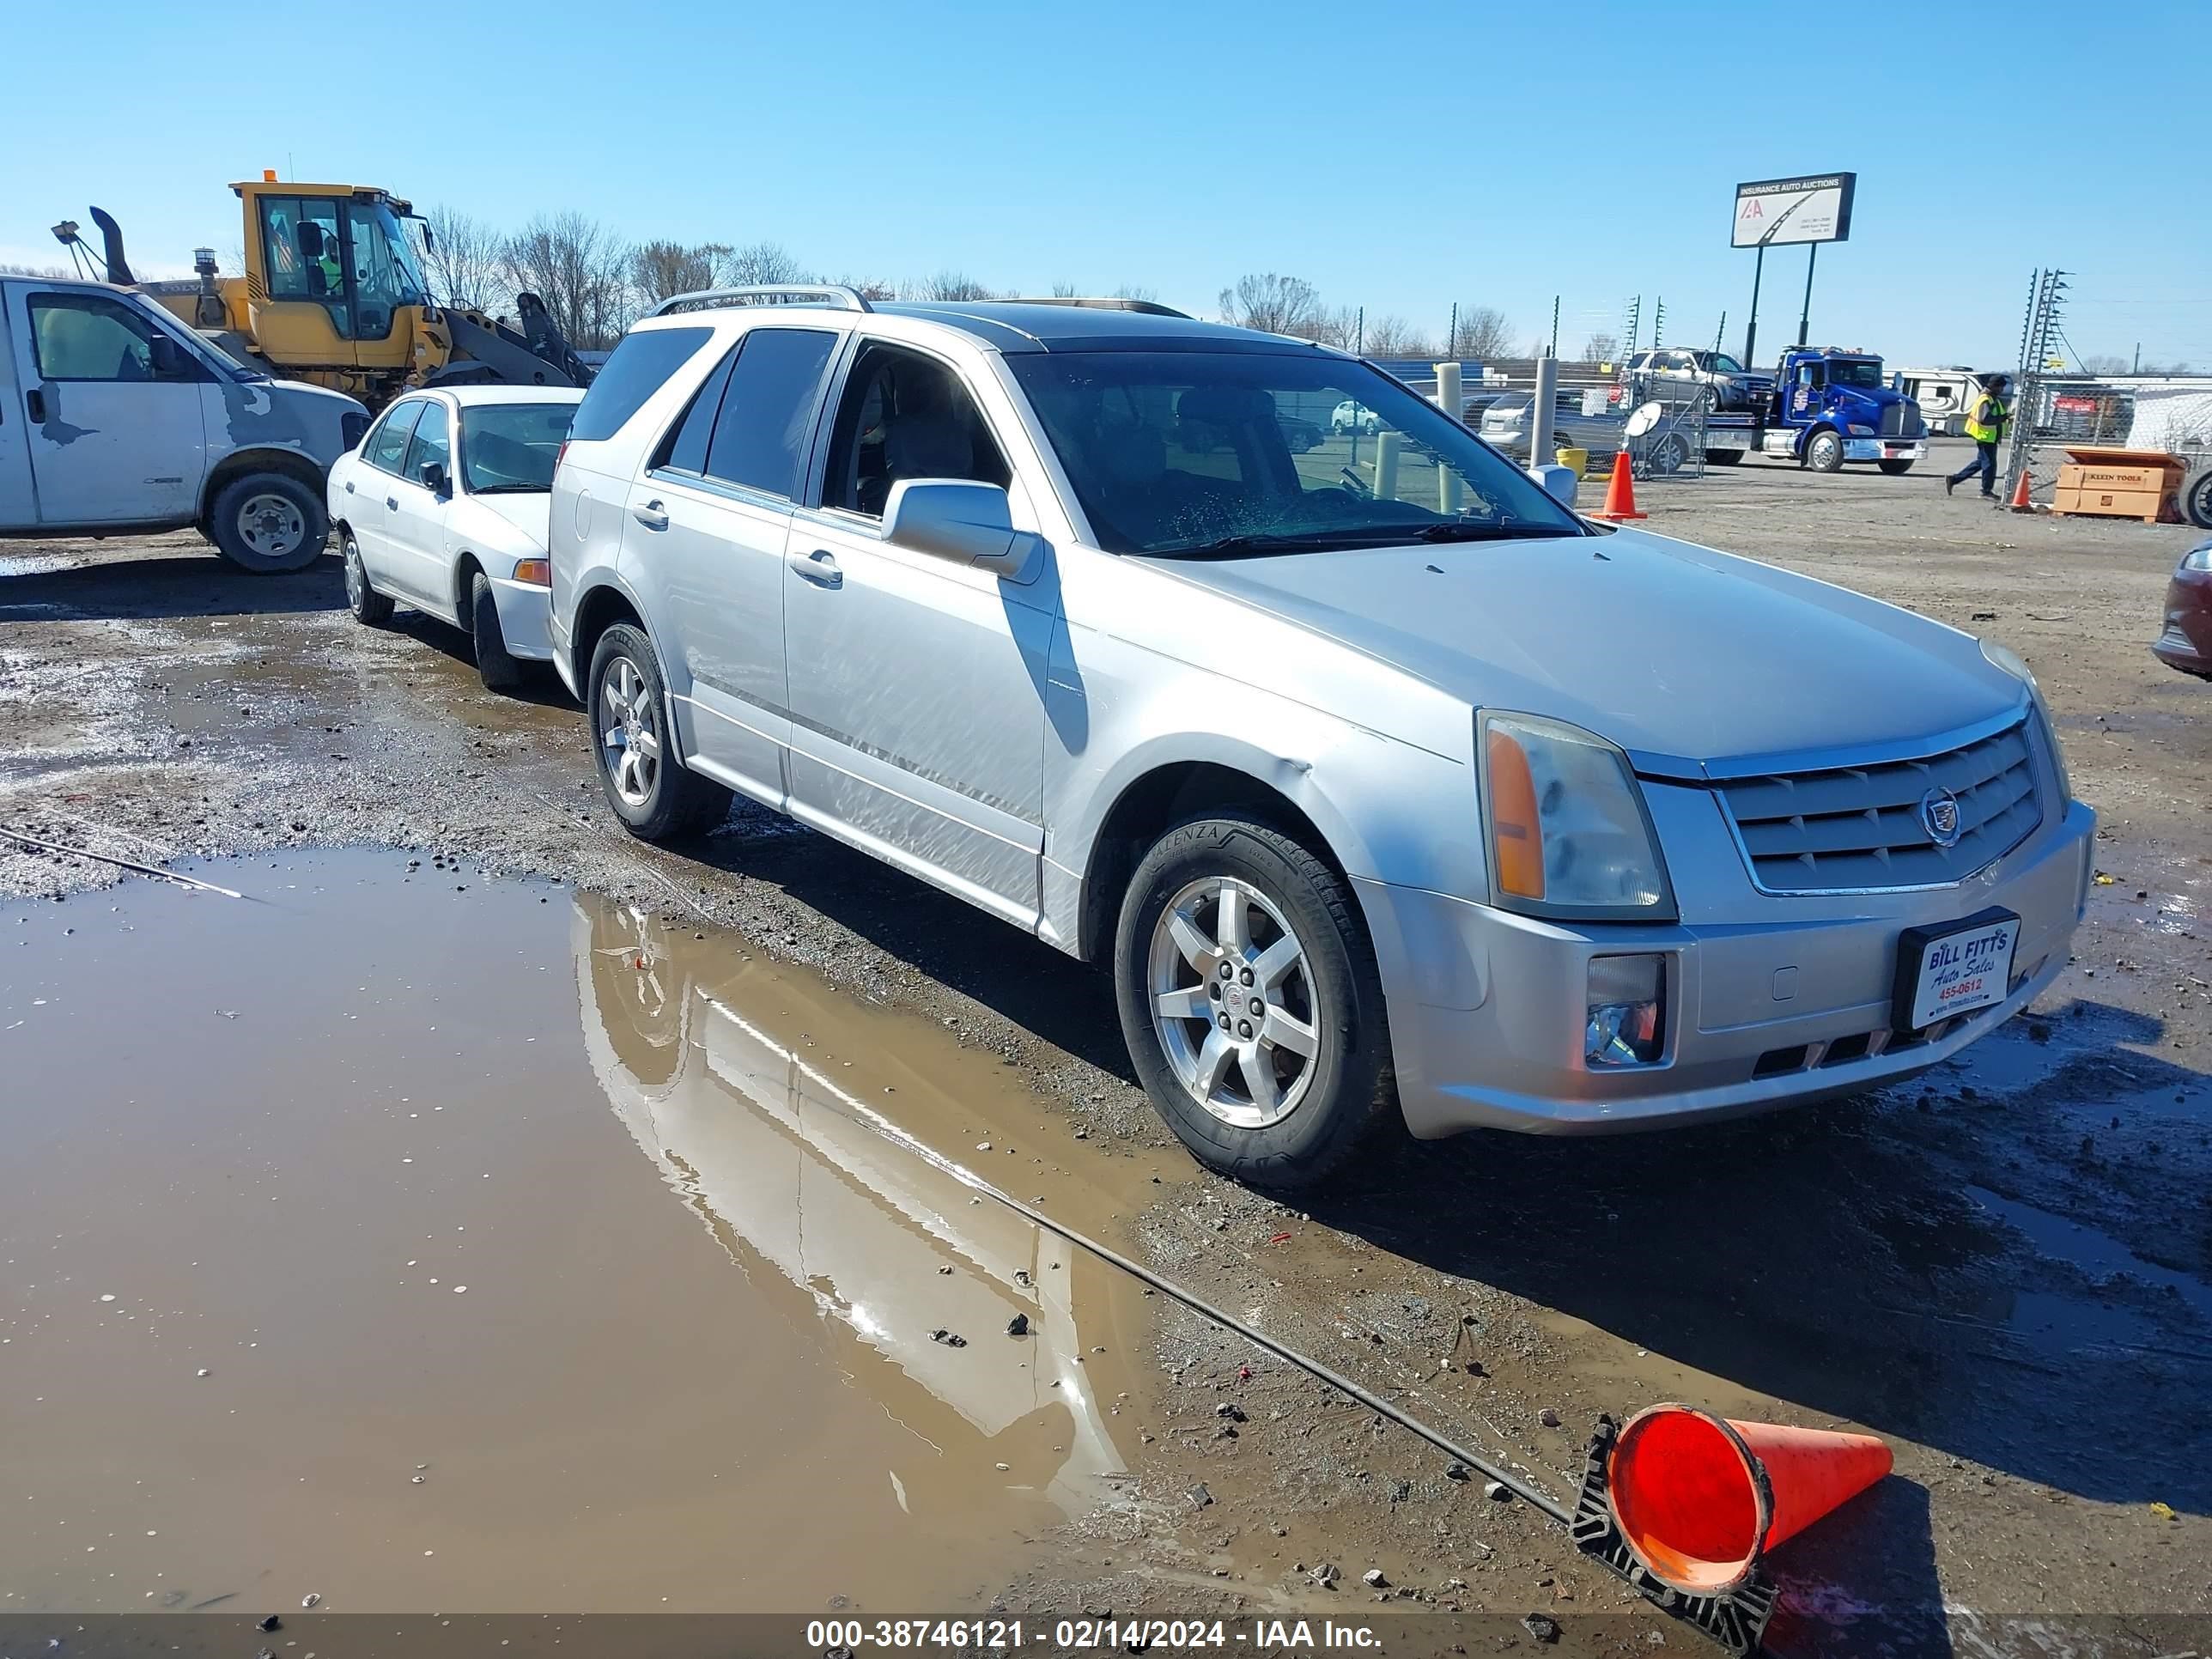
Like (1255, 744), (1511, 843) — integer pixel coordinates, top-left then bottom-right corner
(487, 576), (554, 662)
(1359, 798), (2095, 1137)
(2151, 574), (2211, 676)
(1845, 439), (1926, 463)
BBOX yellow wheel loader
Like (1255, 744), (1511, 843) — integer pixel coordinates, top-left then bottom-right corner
(55, 176), (588, 413)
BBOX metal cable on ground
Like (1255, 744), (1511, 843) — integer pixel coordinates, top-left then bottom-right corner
(716, 991), (1576, 1526)
(0, 827), (245, 898)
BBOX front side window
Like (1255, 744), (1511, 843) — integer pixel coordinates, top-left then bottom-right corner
(27, 294), (168, 381)
(1011, 351), (1581, 556)
(823, 341), (1011, 516)
(402, 399), (451, 484)
(258, 194), (349, 337)
(460, 403), (577, 493)
(364, 402), (424, 472)
(701, 328), (838, 498)
(568, 326), (714, 443)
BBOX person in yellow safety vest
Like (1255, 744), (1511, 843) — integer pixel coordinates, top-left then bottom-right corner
(1945, 373), (2012, 499)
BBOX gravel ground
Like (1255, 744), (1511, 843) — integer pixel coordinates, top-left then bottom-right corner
(3, 438), (2208, 1655)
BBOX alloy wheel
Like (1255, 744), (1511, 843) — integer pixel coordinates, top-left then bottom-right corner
(1147, 875), (1321, 1128)
(599, 655), (661, 808)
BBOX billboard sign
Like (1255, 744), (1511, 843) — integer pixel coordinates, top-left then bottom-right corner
(1732, 173), (1856, 247)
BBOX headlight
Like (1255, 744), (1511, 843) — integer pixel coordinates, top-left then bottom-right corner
(1479, 712), (1675, 920)
(1847, 422), (1875, 435)
(1980, 638), (2072, 803)
(2182, 545), (2212, 574)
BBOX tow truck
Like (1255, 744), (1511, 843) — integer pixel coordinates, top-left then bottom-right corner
(1698, 344), (1929, 473)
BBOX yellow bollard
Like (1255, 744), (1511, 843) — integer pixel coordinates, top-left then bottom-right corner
(1554, 447), (1589, 479)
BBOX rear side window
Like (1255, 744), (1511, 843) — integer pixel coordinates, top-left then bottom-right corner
(652, 349), (738, 475)
(366, 402), (424, 472)
(568, 326), (713, 443)
(702, 328), (838, 498)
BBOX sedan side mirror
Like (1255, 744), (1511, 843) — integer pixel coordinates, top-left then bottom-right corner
(418, 459), (450, 496)
(881, 480), (1039, 580)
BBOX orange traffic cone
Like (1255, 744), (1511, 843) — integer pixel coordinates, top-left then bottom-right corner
(1593, 451), (1645, 521)
(1606, 1405), (1892, 1596)
(2007, 467), (2034, 512)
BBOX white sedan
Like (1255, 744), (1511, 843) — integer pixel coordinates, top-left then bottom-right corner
(329, 386), (584, 690)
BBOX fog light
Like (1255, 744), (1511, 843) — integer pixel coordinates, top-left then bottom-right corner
(1586, 954), (1665, 1067)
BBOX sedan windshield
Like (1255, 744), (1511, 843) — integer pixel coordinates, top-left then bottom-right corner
(1009, 352), (1582, 556)
(459, 404), (577, 494)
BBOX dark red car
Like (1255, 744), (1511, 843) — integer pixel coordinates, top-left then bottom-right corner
(2154, 538), (2212, 679)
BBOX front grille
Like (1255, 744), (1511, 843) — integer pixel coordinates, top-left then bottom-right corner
(1719, 718), (2043, 892)
(1879, 402), (1925, 439)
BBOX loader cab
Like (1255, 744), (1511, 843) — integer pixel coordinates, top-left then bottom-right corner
(242, 182), (429, 371)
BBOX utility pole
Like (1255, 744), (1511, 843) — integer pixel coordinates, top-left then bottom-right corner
(2132, 341), (2140, 373)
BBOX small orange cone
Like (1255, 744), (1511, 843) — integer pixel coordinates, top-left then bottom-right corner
(1593, 451), (1645, 521)
(2007, 466), (2034, 512)
(1606, 1405), (1891, 1596)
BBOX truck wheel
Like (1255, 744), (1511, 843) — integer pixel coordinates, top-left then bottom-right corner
(1806, 429), (1845, 473)
(587, 622), (730, 841)
(1705, 448), (1742, 465)
(343, 531), (394, 626)
(1115, 814), (1396, 1190)
(208, 472), (327, 573)
(471, 573), (526, 692)
(1877, 459), (1916, 476)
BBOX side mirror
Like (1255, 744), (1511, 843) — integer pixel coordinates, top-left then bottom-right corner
(146, 334), (190, 380)
(418, 459), (450, 495)
(1527, 462), (1578, 508)
(881, 480), (1038, 580)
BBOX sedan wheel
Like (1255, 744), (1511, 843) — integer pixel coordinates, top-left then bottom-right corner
(1148, 875), (1321, 1128)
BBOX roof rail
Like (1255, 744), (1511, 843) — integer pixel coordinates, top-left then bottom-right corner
(649, 283), (873, 318)
(1009, 296), (1193, 319)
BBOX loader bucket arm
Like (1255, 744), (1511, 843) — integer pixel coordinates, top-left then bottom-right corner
(426, 309), (586, 391)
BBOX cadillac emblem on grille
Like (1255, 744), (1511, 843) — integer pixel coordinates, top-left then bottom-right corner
(1920, 787), (1963, 847)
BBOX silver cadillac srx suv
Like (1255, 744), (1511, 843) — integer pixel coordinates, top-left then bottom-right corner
(546, 286), (2094, 1188)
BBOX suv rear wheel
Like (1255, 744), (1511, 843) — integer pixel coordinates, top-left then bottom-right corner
(1115, 815), (1395, 1189)
(587, 623), (731, 840)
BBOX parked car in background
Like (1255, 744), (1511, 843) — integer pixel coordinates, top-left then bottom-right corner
(1, 274), (368, 571)
(1478, 391), (1627, 462)
(2153, 539), (2212, 679)
(1330, 399), (1380, 434)
(549, 290), (2091, 1190)
(1626, 348), (1773, 411)
(1278, 414), (1324, 453)
(331, 386), (583, 690)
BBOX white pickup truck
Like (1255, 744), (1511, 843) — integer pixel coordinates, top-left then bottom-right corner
(0, 275), (368, 571)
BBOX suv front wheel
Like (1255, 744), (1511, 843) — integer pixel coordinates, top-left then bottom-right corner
(1114, 815), (1395, 1189)
(587, 622), (732, 840)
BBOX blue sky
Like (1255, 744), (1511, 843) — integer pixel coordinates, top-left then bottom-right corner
(9, 0), (2207, 370)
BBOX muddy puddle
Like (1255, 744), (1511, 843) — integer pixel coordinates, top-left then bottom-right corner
(0, 849), (1164, 1614)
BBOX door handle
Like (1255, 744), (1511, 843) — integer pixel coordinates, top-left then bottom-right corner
(26, 388), (47, 423)
(344, 480), (356, 494)
(632, 500), (669, 532)
(385, 496), (399, 511)
(787, 548), (842, 588)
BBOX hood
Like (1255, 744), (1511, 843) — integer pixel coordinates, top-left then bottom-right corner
(1142, 530), (2024, 772)
(454, 491), (554, 554)
(266, 376), (371, 417)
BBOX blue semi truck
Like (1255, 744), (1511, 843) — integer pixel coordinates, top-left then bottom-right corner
(1694, 344), (1929, 473)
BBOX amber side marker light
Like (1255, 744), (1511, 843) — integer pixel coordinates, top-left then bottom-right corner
(1486, 724), (1545, 900)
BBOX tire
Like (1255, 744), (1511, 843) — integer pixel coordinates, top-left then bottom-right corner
(1705, 447), (1743, 465)
(471, 572), (526, 692)
(1805, 429), (1845, 473)
(2187, 469), (2212, 531)
(1877, 459), (1916, 477)
(208, 471), (327, 573)
(1650, 434), (1690, 475)
(1114, 815), (1395, 1190)
(342, 530), (393, 626)
(586, 622), (730, 841)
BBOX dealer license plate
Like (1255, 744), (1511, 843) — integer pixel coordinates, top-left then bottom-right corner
(1893, 910), (2020, 1031)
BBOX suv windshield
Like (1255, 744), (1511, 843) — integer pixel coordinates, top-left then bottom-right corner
(461, 403), (578, 493)
(1710, 354), (1746, 374)
(1830, 358), (1884, 388)
(1011, 353), (1582, 556)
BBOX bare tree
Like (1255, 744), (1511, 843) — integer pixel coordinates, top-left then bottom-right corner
(1218, 273), (1322, 336)
(420, 205), (507, 313)
(630, 240), (729, 307)
(1291, 305), (1360, 349)
(833, 273), (899, 302)
(1581, 331), (1620, 364)
(1362, 314), (1437, 357)
(501, 213), (635, 350)
(910, 270), (996, 301)
(0, 261), (75, 279)
(1112, 283), (1160, 304)
(1049, 281), (1079, 297)
(720, 241), (807, 288)
(2077, 353), (2130, 375)
(1449, 305), (1514, 358)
